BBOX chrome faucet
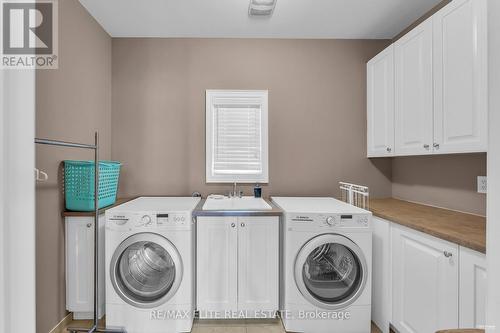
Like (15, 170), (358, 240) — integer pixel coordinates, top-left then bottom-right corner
(228, 182), (242, 198)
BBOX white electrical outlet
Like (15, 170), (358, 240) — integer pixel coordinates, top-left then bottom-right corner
(477, 176), (487, 194)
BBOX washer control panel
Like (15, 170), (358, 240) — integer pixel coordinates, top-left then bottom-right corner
(289, 213), (370, 228)
(106, 211), (191, 230)
(156, 213), (188, 226)
(325, 216), (336, 226)
(139, 214), (153, 226)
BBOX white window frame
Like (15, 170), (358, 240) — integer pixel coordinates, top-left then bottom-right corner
(487, 0), (500, 330)
(206, 90), (269, 183)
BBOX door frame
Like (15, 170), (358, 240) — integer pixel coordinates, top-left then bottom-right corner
(0, 69), (36, 333)
(487, 0), (500, 331)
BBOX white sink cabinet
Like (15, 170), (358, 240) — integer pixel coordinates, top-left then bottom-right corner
(196, 215), (279, 318)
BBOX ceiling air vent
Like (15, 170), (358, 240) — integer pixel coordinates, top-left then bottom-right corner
(248, 0), (277, 16)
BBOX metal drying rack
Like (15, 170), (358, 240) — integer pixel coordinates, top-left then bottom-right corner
(339, 182), (370, 210)
(35, 132), (124, 333)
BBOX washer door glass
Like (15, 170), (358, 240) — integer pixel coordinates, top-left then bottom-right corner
(295, 234), (367, 310)
(111, 233), (183, 308)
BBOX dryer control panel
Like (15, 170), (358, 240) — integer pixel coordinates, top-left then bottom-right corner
(288, 213), (371, 229)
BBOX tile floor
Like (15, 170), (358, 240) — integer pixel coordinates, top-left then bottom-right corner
(63, 318), (382, 333)
(192, 319), (381, 333)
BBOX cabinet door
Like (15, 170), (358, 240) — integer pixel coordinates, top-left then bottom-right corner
(237, 216), (279, 316)
(196, 217), (238, 317)
(433, 0), (487, 154)
(459, 247), (487, 329)
(65, 215), (105, 318)
(392, 225), (459, 333)
(372, 217), (392, 333)
(395, 18), (434, 156)
(66, 217), (94, 312)
(367, 45), (395, 157)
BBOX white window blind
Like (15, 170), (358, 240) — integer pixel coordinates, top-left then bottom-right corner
(206, 90), (268, 183)
(213, 105), (262, 175)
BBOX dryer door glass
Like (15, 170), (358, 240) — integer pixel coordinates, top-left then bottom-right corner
(295, 234), (367, 310)
(118, 241), (175, 300)
(303, 243), (361, 303)
(110, 233), (183, 308)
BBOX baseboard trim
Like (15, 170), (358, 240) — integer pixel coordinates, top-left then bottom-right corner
(390, 323), (400, 333)
(49, 313), (73, 333)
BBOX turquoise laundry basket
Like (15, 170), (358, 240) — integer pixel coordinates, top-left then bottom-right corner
(64, 160), (122, 211)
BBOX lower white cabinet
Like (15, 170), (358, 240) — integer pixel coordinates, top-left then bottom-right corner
(459, 247), (487, 329)
(196, 216), (238, 314)
(237, 217), (279, 314)
(371, 219), (487, 333)
(391, 224), (459, 333)
(196, 216), (279, 318)
(65, 214), (105, 320)
(372, 217), (392, 333)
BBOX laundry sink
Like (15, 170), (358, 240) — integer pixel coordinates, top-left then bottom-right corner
(203, 196), (272, 211)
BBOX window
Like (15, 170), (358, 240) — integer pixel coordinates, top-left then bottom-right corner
(206, 90), (269, 183)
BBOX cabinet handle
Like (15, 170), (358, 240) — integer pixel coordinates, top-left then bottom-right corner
(444, 251), (453, 258)
(231, 223), (236, 228)
(423, 144), (430, 149)
(433, 143), (440, 149)
(86, 223), (92, 228)
(241, 223), (245, 227)
(386, 147), (392, 153)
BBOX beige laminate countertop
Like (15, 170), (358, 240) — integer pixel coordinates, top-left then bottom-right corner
(370, 198), (486, 254)
(62, 197), (137, 217)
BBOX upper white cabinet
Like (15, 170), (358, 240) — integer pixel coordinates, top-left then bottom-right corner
(394, 18), (434, 156)
(459, 247), (487, 329)
(433, 0), (488, 153)
(391, 224), (459, 333)
(367, 45), (395, 157)
(367, 0), (487, 157)
(197, 216), (279, 318)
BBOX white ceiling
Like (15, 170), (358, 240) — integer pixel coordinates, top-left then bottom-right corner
(79, 0), (442, 39)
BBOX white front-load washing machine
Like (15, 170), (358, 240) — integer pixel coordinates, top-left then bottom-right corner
(105, 197), (200, 333)
(272, 197), (372, 333)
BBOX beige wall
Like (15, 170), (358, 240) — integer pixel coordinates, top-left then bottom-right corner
(392, 154), (487, 216)
(111, 38), (393, 199)
(35, 0), (111, 332)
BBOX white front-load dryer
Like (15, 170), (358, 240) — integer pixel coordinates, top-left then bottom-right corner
(105, 197), (200, 333)
(272, 197), (372, 333)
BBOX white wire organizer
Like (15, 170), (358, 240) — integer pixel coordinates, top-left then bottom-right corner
(339, 182), (370, 210)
